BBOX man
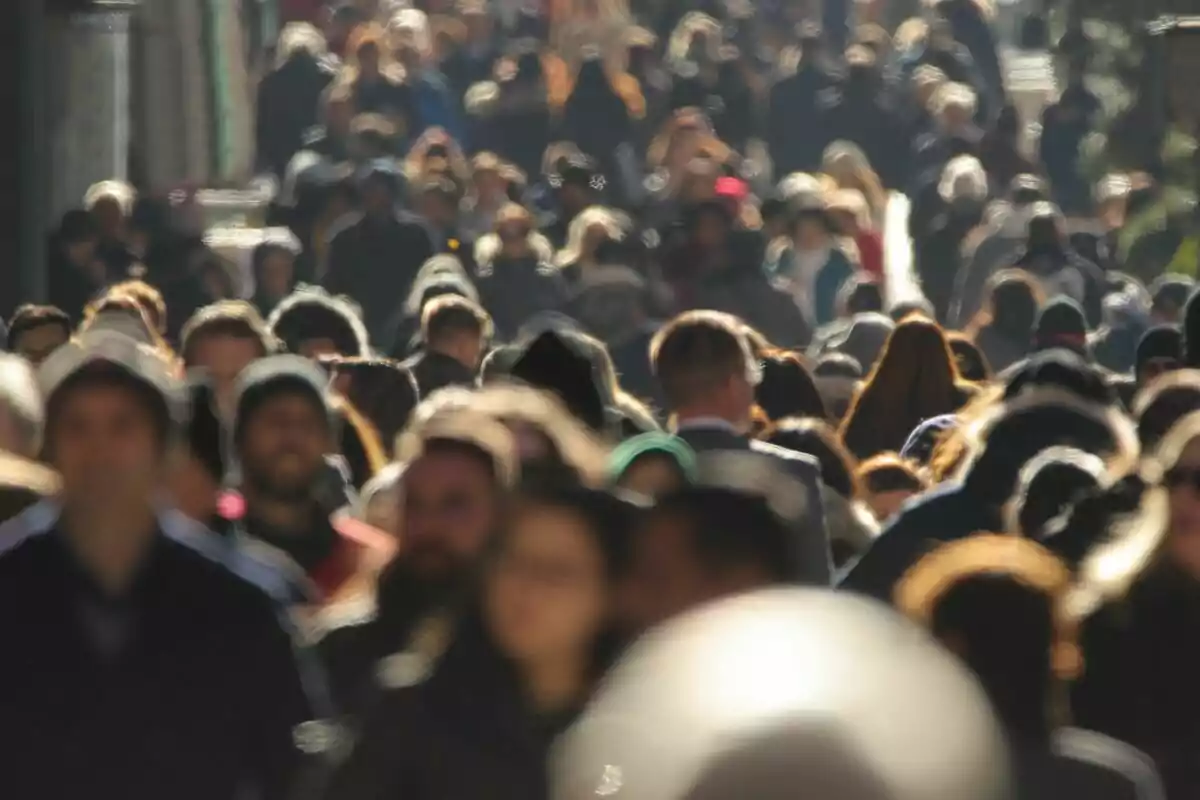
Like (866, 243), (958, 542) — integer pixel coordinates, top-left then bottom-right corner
(267, 285), (371, 359)
(650, 311), (831, 584)
(180, 300), (275, 421)
(7, 304), (72, 365)
(403, 295), (491, 397)
(46, 209), (109, 322)
(231, 355), (394, 604)
(322, 160), (436, 342)
(0, 331), (314, 800)
(624, 452), (814, 630)
(317, 409), (516, 714)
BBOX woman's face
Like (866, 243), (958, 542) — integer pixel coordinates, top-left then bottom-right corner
(1168, 437), (1200, 579)
(617, 454), (684, 498)
(486, 504), (608, 665)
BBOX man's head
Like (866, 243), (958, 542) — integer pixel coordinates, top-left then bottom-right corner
(0, 354), (44, 459)
(421, 295), (492, 371)
(267, 287), (370, 360)
(623, 487), (795, 630)
(8, 305), (71, 366)
(181, 301), (274, 420)
(233, 356), (335, 505)
(650, 311), (760, 429)
(40, 334), (178, 516)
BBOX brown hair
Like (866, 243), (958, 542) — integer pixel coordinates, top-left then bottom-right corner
(7, 305), (71, 345)
(650, 311), (754, 411)
(856, 453), (929, 495)
(839, 315), (976, 460)
(106, 280), (168, 335)
(421, 295), (493, 345)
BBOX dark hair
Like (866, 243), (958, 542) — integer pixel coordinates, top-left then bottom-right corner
(651, 311), (751, 411)
(480, 344), (522, 383)
(45, 364), (173, 454)
(856, 453), (927, 495)
(768, 418), (858, 499)
(755, 352), (827, 421)
(8, 305), (72, 347)
(1012, 449), (1103, 539)
(840, 278), (884, 316)
(947, 334), (992, 383)
(330, 357), (420, 455)
(180, 301), (274, 366)
(968, 270), (1043, 341)
(814, 352), (863, 379)
(421, 295), (493, 345)
(653, 487), (796, 583)
(889, 298), (935, 322)
(1133, 369), (1200, 449)
(57, 209), (98, 244)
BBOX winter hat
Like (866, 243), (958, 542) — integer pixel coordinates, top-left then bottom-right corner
(232, 354), (334, 446)
(1135, 325), (1182, 375)
(1032, 297), (1089, 358)
(267, 285), (370, 357)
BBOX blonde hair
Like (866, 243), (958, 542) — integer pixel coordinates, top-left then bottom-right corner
(276, 22), (327, 67)
(83, 180), (136, 217)
(931, 81), (978, 119)
(821, 141), (887, 223)
(554, 206), (630, 269)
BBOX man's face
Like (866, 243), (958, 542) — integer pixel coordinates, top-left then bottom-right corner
(188, 335), (262, 420)
(50, 382), (163, 513)
(238, 393), (331, 503)
(15, 323), (69, 366)
(622, 511), (713, 631)
(402, 448), (498, 583)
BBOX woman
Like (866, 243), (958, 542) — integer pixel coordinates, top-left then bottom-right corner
(607, 432), (696, 497)
(820, 141), (888, 229)
(553, 206), (633, 286)
(322, 485), (635, 800)
(827, 188), (884, 284)
(767, 197), (857, 327)
(856, 453), (930, 523)
(840, 314), (978, 461)
(947, 332), (993, 383)
(342, 23), (417, 136)
(966, 269), (1044, 373)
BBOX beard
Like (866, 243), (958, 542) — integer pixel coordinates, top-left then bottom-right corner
(241, 452), (322, 504)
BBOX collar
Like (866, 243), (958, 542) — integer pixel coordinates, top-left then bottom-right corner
(675, 417), (741, 435)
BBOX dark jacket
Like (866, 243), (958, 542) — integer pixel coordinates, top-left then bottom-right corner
(675, 423), (832, 586)
(402, 350), (478, 398)
(475, 256), (568, 342)
(318, 617), (573, 800)
(255, 53), (336, 177)
(0, 528), (314, 800)
(322, 212), (436, 343)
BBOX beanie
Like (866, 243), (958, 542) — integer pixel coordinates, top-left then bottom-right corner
(1033, 297), (1089, 359)
(232, 355), (334, 446)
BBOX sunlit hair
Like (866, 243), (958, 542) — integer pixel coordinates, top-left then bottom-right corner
(333, 395), (389, 488)
(397, 406), (521, 488)
(403, 128), (470, 185)
(105, 280), (168, 335)
(926, 383), (1003, 482)
(895, 534), (1082, 682)
(474, 204), (554, 267)
(893, 18), (929, 51)
(0, 354), (44, 459)
(931, 81), (978, 119)
(467, 382), (611, 485)
(651, 311), (762, 412)
(343, 23), (398, 83)
(646, 108), (731, 171)
(275, 21), (327, 68)
(329, 357), (419, 456)
(856, 452), (930, 496)
(554, 206), (632, 269)
(939, 155), (989, 205)
(388, 8), (430, 57)
(820, 141), (887, 223)
(912, 64), (948, 94)
(83, 180), (136, 217)
(81, 294), (178, 366)
(839, 315), (976, 460)
(965, 269), (1046, 340)
(666, 11), (722, 64)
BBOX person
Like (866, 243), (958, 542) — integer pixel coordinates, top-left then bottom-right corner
(328, 357), (421, 455)
(317, 410), (517, 715)
(250, 233), (303, 318)
(649, 311), (831, 583)
(839, 314), (977, 461)
(914, 154), (988, 321)
(318, 484), (636, 800)
(767, 196), (856, 327)
(1006, 446), (1105, 540)
(256, 23), (337, 178)
(230, 355), (395, 605)
(322, 161), (436, 342)
(855, 453), (930, 523)
(6, 304), (72, 366)
(268, 285), (372, 359)
(180, 301), (277, 422)
(966, 270), (1043, 373)
(896, 535), (1165, 799)
(46, 209), (109, 322)
(1133, 369), (1200, 451)
(607, 431), (696, 497)
(0, 330), (316, 800)
(402, 295), (491, 397)
(1075, 411), (1200, 797)
(552, 590), (1013, 800)
(1134, 326), (1182, 391)
(1013, 203), (1107, 329)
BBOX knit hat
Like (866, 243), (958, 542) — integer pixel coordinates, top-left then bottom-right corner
(232, 354), (333, 446)
(607, 432), (698, 485)
(1032, 297), (1090, 358)
(1135, 325), (1182, 375)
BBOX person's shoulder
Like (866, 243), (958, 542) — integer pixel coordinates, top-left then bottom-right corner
(751, 439), (822, 474)
(158, 535), (289, 626)
(328, 211), (366, 240)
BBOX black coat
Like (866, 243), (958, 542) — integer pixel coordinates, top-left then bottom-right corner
(319, 619), (574, 800)
(323, 212), (436, 344)
(255, 54), (336, 177)
(476, 256), (568, 342)
(0, 529), (313, 800)
(402, 350), (478, 398)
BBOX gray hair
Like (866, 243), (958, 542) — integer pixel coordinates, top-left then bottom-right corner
(0, 354), (44, 458)
(938, 155), (989, 205)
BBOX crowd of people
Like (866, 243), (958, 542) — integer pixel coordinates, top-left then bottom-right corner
(4, 0), (1200, 798)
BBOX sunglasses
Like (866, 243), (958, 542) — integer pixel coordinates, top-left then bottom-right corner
(1166, 467), (1200, 492)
